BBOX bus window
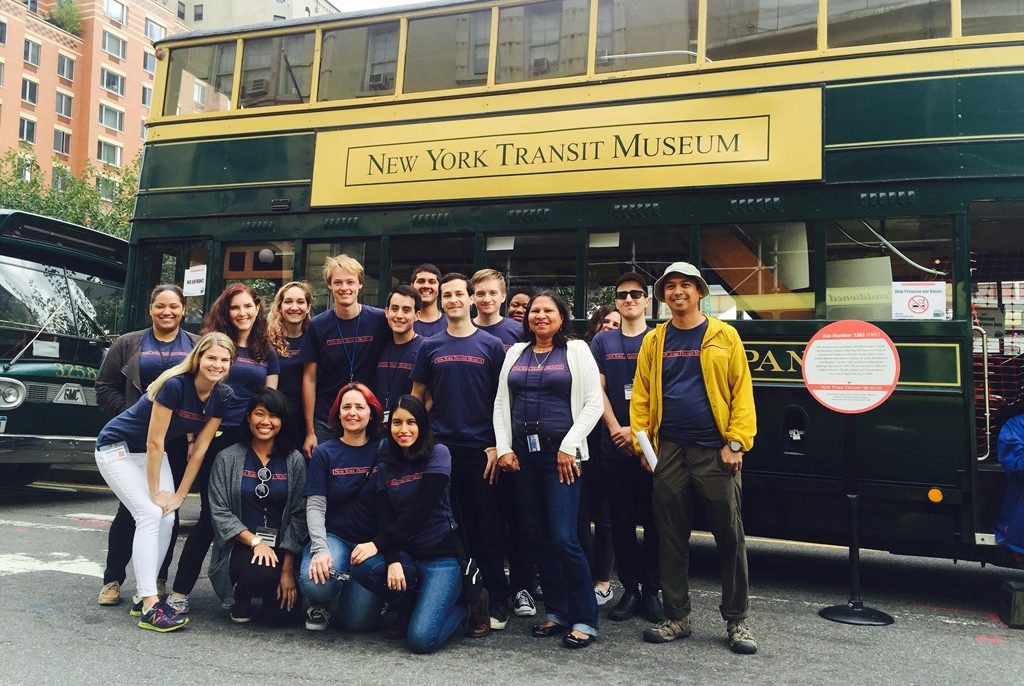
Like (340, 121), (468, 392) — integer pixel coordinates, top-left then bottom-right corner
(222, 241), (295, 305)
(962, 1), (1024, 36)
(595, 0), (697, 73)
(404, 10), (491, 93)
(825, 216), (953, 321)
(496, 0), (589, 84)
(319, 22), (399, 100)
(701, 222), (814, 321)
(65, 268), (123, 338)
(828, 0), (951, 49)
(706, 0), (817, 62)
(486, 231), (576, 312)
(163, 41), (236, 116)
(305, 240), (382, 310)
(240, 32), (315, 108)
(0, 256), (75, 335)
(587, 227), (685, 315)
(389, 234), (475, 289)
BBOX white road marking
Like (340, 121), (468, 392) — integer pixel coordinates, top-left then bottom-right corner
(64, 513), (115, 522)
(0, 552), (102, 578)
(0, 518), (105, 533)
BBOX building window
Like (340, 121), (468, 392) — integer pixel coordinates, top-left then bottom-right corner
(102, 31), (127, 59)
(145, 19), (166, 42)
(57, 54), (75, 80)
(17, 155), (34, 181)
(177, 1), (185, 20)
(141, 120), (147, 140)
(0, 21), (8, 45)
(0, 62), (5, 88)
(193, 82), (206, 106)
(273, 15), (285, 21)
(101, 68), (126, 96)
(25, 0), (39, 12)
(142, 84), (153, 107)
(96, 177), (118, 201)
(24, 39), (41, 66)
(52, 166), (70, 191)
(19, 117), (36, 144)
(105, 0), (127, 25)
(21, 78), (38, 105)
(194, 5), (204, 21)
(97, 140), (123, 167)
(54, 129), (71, 155)
(56, 91), (73, 117)
(99, 104), (124, 131)
(143, 51), (157, 74)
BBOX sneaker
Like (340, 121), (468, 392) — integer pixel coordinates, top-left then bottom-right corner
(165, 595), (189, 615)
(727, 620), (758, 654)
(129, 595), (144, 617)
(305, 606), (330, 631)
(230, 595), (252, 624)
(512, 589), (537, 617)
(642, 618), (692, 644)
(489, 599), (510, 630)
(97, 581), (121, 606)
(595, 585), (613, 606)
(137, 601), (189, 632)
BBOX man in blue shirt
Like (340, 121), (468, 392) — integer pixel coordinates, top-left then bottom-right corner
(412, 264), (447, 338)
(374, 285), (425, 419)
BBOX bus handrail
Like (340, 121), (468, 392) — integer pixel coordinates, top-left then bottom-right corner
(1, 304), (62, 374)
(973, 325), (991, 462)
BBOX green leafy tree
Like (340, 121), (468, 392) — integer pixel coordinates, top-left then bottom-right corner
(49, 0), (84, 37)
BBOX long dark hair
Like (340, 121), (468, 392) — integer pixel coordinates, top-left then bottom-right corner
(240, 388), (291, 456)
(387, 394), (434, 463)
(203, 283), (272, 362)
(584, 305), (616, 344)
(327, 382), (383, 439)
(520, 290), (573, 348)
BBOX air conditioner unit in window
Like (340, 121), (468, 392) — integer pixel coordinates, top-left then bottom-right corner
(532, 57), (550, 75)
(367, 72), (391, 90)
(246, 78), (269, 97)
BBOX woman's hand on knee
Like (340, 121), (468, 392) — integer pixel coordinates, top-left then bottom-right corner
(350, 542), (377, 566)
(386, 562), (406, 593)
(308, 552), (332, 584)
(252, 542), (279, 567)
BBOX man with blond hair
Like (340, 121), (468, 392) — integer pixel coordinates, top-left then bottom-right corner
(471, 268), (522, 349)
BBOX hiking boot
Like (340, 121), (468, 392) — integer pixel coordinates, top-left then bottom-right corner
(137, 601), (189, 632)
(97, 581), (121, 606)
(304, 606), (330, 631)
(642, 617), (692, 644)
(467, 589), (491, 638)
(727, 620), (758, 654)
(512, 589), (537, 617)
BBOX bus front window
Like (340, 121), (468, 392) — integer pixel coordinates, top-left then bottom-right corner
(164, 41), (237, 116)
(0, 256), (75, 336)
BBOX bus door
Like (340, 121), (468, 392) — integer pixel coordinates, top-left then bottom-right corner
(137, 241), (211, 331)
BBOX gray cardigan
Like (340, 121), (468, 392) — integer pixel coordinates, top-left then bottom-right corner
(207, 442), (308, 603)
(95, 328), (200, 416)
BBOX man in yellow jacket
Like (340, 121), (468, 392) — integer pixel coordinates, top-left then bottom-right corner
(630, 261), (758, 654)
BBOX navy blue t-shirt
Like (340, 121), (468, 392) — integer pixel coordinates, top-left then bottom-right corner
(277, 332), (309, 405)
(377, 443), (455, 555)
(97, 374), (230, 453)
(304, 439), (379, 542)
(592, 327), (650, 458)
(413, 314), (447, 338)
(138, 330), (194, 389)
(308, 306), (389, 423)
(374, 336), (425, 413)
(222, 345), (280, 428)
(477, 318), (522, 350)
(239, 448), (289, 533)
(410, 329), (505, 448)
(660, 319), (721, 448)
(507, 346), (573, 439)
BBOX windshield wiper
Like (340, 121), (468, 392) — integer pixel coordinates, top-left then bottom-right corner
(2, 303), (63, 373)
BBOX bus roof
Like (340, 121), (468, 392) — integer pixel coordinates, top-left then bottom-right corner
(0, 210), (127, 266)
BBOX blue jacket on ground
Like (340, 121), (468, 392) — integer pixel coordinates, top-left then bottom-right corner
(995, 414), (1024, 554)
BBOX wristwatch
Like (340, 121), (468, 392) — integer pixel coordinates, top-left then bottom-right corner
(250, 536), (262, 549)
(727, 440), (743, 453)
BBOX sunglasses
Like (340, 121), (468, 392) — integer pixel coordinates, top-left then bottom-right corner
(255, 466), (272, 499)
(615, 289), (646, 301)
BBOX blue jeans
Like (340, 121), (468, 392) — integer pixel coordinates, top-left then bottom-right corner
(298, 533), (384, 632)
(351, 552), (468, 654)
(516, 441), (599, 636)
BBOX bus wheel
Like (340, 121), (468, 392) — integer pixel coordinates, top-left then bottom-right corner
(7, 464), (49, 487)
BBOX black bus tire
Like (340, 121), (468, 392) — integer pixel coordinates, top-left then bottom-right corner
(7, 464), (49, 487)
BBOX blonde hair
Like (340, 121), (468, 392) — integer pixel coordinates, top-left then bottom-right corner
(147, 332), (237, 401)
(322, 254), (365, 286)
(268, 281), (314, 356)
(470, 268), (506, 294)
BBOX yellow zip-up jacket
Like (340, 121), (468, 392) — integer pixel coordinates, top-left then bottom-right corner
(630, 315), (757, 455)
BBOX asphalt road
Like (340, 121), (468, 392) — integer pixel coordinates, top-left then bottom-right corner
(2, 476), (1023, 686)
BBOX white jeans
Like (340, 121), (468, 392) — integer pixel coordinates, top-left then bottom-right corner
(95, 448), (173, 598)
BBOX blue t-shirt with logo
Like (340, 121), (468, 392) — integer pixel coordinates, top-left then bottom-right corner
(222, 345), (280, 428)
(410, 329), (505, 448)
(377, 443), (454, 555)
(592, 327), (651, 458)
(659, 319), (721, 448)
(97, 374), (230, 453)
(138, 330), (194, 389)
(239, 448), (290, 533)
(374, 336), (425, 413)
(507, 346), (573, 439)
(308, 306), (389, 423)
(304, 439), (379, 542)
(477, 318), (522, 350)
(413, 314), (447, 338)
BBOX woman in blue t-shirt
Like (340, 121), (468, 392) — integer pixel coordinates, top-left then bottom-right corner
(169, 283), (280, 613)
(94, 332), (235, 632)
(268, 281), (314, 453)
(349, 394), (468, 654)
(299, 382), (386, 632)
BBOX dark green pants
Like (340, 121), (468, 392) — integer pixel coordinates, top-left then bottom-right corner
(652, 440), (749, 622)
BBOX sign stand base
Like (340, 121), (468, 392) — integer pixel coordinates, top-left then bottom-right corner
(819, 601), (894, 626)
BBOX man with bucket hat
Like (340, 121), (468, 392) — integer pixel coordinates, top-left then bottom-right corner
(629, 261), (758, 654)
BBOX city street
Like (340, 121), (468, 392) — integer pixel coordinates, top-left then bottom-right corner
(1, 475), (1022, 686)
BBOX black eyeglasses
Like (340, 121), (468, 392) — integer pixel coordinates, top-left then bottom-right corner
(255, 466), (272, 499)
(615, 289), (646, 301)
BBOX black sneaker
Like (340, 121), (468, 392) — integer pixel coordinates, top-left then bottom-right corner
(641, 591), (666, 623)
(230, 595), (252, 624)
(489, 599), (510, 630)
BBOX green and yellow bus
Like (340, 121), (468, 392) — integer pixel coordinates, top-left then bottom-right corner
(135, 0), (1024, 565)
(0, 210), (126, 485)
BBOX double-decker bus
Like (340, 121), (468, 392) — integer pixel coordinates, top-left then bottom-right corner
(0, 210), (126, 485)
(136, 0), (1024, 565)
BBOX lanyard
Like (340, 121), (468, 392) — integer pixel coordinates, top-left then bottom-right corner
(334, 308), (362, 384)
(526, 347), (551, 428)
(380, 337), (415, 412)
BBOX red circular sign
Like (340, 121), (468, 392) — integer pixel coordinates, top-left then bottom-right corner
(801, 320), (900, 414)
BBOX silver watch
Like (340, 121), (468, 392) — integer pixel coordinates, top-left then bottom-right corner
(250, 536), (262, 549)
(727, 440), (743, 453)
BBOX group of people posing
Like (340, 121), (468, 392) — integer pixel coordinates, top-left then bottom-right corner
(92, 254), (758, 655)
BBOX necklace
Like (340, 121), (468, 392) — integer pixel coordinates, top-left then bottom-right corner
(532, 349), (552, 367)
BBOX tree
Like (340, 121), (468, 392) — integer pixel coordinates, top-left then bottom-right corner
(49, 0), (84, 37)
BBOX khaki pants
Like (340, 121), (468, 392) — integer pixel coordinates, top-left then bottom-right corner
(653, 440), (749, 622)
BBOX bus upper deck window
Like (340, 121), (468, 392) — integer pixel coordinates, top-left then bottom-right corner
(319, 22), (399, 101)
(962, 0), (1024, 36)
(706, 1), (817, 62)
(828, 0), (951, 48)
(404, 10), (491, 93)
(496, 0), (589, 84)
(163, 42), (236, 116)
(595, 0), (697, 73)
(240, 32), (315, 109)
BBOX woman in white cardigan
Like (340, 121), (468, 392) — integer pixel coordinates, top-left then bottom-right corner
(493, 290), (603, 649)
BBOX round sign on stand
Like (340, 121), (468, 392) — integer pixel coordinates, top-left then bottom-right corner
(802, 320), (899, 627)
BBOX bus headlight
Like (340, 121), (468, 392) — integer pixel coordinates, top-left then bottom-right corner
(0, 378), (26, 409)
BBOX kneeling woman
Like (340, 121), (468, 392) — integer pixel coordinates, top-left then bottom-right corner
(94, 332), (235, 632)
(349, 394), (468, 654)
(299, 382), (385, 632)
(208, 388), (308, 624)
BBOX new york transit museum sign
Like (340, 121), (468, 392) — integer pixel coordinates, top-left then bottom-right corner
(311, 88), (822, 206)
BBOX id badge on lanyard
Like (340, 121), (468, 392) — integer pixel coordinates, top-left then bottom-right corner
(255, 526), (278, 548)
(97, 441), (129, 465)
(624, 383), (633, 401)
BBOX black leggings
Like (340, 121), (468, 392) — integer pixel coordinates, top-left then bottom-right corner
(578, 432), (615, 583)
(229, 543), (302, 626)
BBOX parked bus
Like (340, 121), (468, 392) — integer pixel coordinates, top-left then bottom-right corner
(135, 0), (1024, 565)
(0, 210), (126, 485)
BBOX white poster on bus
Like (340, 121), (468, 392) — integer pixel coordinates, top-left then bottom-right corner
(183, 265), (207, 297)
(891, 282), (947, 320)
